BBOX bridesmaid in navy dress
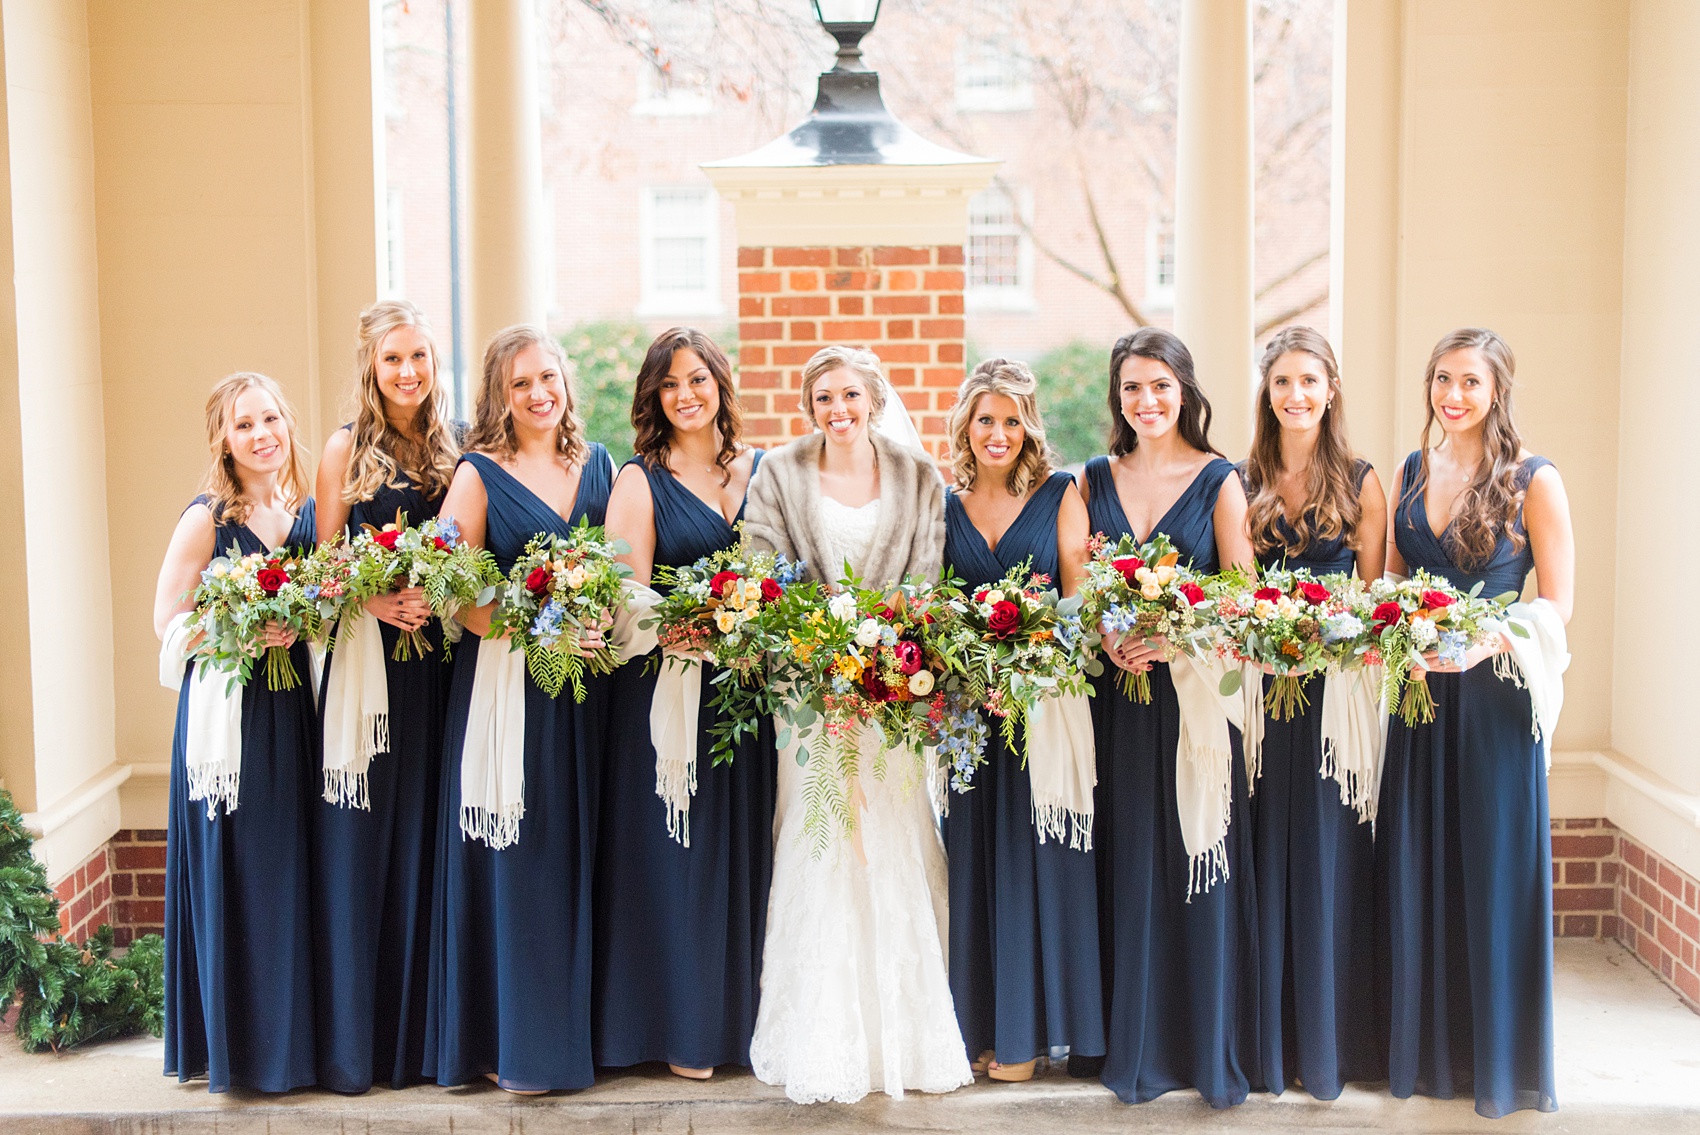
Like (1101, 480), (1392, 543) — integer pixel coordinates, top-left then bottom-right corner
(940, 358), (1102, 1082)
(153, 372), (319, 1092)
(1237, 327), (1387, 1098)
(423, 325), (616, 1093)
(1378, 328), (1574, 1118)
(1079, 329), (1259, 1107)
(310, 300), (462, 1092)
(594, 328), (774, 1079)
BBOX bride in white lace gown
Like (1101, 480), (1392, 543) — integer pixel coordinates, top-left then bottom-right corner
(741, 347), (972, 1104)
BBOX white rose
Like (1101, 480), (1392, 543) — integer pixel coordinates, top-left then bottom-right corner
(829, 592), (858, 623)
(985, 589), (1005, 605)
(855, 618), (881, 647)
(908, 669), (935, 696)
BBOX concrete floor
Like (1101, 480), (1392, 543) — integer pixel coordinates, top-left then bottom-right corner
(1, 940), (1696, 1134)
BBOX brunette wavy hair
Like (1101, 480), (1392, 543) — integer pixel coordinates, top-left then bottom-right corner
(1405, 327), (1526, 569)
(947, 357), (1053, 497)
(463, 325), (588, 467)
(342, 299), (461, 503)
(1242, 326), (1363, 559)
(1106, 328), (1219, 457)
(200, 371), (313, 526)
(631, 327), (741, 484)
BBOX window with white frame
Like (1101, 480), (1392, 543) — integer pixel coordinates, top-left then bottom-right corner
(966, 185), (1034, 312)
(955, 32), (1033, 112)
(383, 187), (406, 298)
(638, 186), (721, 316)
(1145, 216), (1176, 309)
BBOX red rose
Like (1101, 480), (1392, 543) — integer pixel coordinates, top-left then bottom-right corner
(1178, 581), (1206, 606)
(375, 529), (400, 550)
(973, 587), (990, 603)
(433, 536), (450, 551)
(256, 567), (288, 594)
(987, 600), (1021, 638)
(1420, 589), (1454, 610)
(1298, 581), (1331, 605)
(1111, 556), (1144, 585)
(894, 639), (923, 675)
(1253, 586), (1282, 602)
(760, 577), (782, 603)
(1372, 601), (1402, 631)
(709, 570), (741, 598)
(861, 669), (892, 701)
(524, 566), (552, 595)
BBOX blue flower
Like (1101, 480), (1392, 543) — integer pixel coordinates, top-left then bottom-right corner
(1438, 629), (1468, 668)
(303, 584), (321, 601)
(437, 516), (461, 545)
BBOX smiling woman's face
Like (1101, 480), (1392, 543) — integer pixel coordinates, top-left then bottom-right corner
(1430, 346), (1495, 435)
(1118, 354), (1182, 442)
(506, 343), (568, 436)
(225, 387), (290, 477)
(811, 366), (871, 447)
(659, 347), (719, 436)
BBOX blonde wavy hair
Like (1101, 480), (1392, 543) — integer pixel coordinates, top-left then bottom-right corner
(947, 358), (1053, 496)
(342, 299), (461, 504)
(798, 345), (888, 424)
(464, 324), (587, 466)
(200, 371), (312, 526)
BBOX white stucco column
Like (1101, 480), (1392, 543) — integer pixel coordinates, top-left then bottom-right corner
(467, 0), (546, 348)
(1172, 0), (1255, 458)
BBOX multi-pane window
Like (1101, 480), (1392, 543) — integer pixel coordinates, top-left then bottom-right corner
(639, 186), (721, 315)
(955, 33), (1033, 112)
(966, 185), (1034, 311)
(1146, 216), (1176, 309)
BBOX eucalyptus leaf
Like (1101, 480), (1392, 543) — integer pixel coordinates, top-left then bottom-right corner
(1507, 621), (1530, 638)
(1218, 669), (1243, 697)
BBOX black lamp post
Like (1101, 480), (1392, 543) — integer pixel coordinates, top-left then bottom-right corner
(810, 0), (882, 72)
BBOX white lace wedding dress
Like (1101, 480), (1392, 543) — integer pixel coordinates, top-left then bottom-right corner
(749, 496), (974, 1104)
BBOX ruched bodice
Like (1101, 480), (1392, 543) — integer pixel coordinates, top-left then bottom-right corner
(640, 451), (763, 577)
(201, 494), (318, 558)
(1083, 456), (1235, 569)
(944, 470), (1071, 588)
(460, 446), (612, 571)
(338, 421), (463, 536)
(1392, 452), (1551, 595)
(1243, 459), (1372, 575)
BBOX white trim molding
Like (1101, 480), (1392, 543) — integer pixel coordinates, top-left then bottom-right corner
(20, 763), (131, 884)
(1551, 748), (1700, 880)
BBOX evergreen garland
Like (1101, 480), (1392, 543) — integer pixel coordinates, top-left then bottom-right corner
(0, 789), (165, 1053)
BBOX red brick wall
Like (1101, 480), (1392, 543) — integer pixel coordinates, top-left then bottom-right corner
(736, 245), (967, 463)
(1549, 817), (1699, 1014)
(1618, 832), (1700, 1011)
(50, 845), (113, 945)
(107, 829), (167, 946)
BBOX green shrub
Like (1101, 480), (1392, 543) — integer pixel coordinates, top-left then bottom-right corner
(558, 322), (741, 466)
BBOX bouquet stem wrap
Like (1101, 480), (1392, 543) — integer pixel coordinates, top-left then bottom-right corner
(650, 658), (702, 846)
(458, 638), (528, 848)
(160, 612), (243, 819)
(1169, 651), (1245, 900)
(320, 607), (390, 809)
(1024, 690), (1095, 850)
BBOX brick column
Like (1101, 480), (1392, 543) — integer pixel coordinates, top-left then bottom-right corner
(736, 244), (966, 461)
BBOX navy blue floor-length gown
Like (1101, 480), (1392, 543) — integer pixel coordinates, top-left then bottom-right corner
(1377, 451), (1557, 1118)
(312, 447), (454, 1093)
(592, 453), (776, 1070)
(423, 446), (613, 1092)
(1083, 456), (1259, 1108)
(942, 470), (1104, 1068)
(1243, 459), (1381, 1099)
(165, 496), (319, 1093)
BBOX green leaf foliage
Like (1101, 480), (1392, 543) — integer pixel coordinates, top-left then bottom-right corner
(0, 789), (163, 1053)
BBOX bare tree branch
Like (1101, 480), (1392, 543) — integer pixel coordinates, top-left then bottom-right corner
(1256, 246), (1328, 300)
(1256, 287), (1329, 337)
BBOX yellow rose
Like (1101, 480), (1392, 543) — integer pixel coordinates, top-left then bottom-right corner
(1155, 564), (1177, 586)
(1135, 567), (1156, 586)
(727, 587), (747, 610)
(211, 563), (228, 578)
(564, 565), (588, 589)
(1141, 581), (1163, 600)
(715, 610), (738, 633)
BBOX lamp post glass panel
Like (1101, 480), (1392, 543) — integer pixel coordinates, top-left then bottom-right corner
(812, 0), (881, 69)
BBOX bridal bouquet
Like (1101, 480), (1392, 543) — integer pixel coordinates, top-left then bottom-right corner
(189, 545), (327, 691)
(320, 511), (502, 661)
(644, 542), (808, 765)
(1213, 568), (1370, 719)
(1078, 532), (1223, 702)
(1363, 571), (1521, 725)
(775, 576), (984, 850)
(931, 560), (1095, 759)
(487, 522), (632, 701)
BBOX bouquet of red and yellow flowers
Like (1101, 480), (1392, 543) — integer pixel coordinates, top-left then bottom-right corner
(487, 521), (631, 702)
(1078, 532), (1222, 702)
(1360, 571), (1521, 725)
(1213, 568), (1370, 719)
(189, 545), (328, 691)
